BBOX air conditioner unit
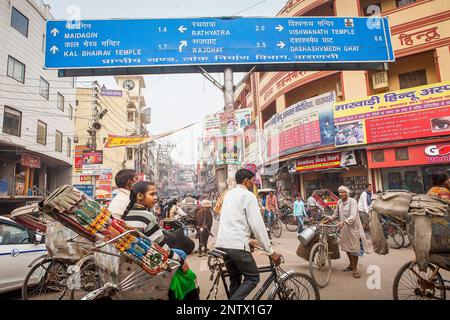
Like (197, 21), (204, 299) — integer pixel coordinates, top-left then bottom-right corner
(372, 71), (389, 90)
(336, 81), (343, 97)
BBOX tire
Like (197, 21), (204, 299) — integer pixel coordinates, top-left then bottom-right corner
(273, 219), (283, 238)
(385, 223), (404, 249)
(309, 242), (331, 288)
(393, 261), (446, 300)
(284, 215), (299, 232)
(68, 258), (100, 300)
(22, 259), (71, 300)
(269, 272), (320, 300)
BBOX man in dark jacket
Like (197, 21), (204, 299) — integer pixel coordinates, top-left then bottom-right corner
(194, 200), (213, 257)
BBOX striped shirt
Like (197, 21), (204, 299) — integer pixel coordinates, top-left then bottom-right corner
(124, 205), (183, 263)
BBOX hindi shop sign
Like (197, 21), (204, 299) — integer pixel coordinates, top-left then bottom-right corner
(20, 154), (41, 168)
(334, 81), (450, 147)
(264, 91), (335, 161)
(45, 17), (394, 73)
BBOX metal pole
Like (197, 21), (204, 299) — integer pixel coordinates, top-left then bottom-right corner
(223, 67), (234, 112)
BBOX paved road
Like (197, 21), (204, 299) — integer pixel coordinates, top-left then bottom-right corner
(2, 219), (448, 300)
(189, 219), (448, 300)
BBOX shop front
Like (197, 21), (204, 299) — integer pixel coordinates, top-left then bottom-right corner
(290, 150), (369, 199)
(368, 138), (450, 193)
(14, 153), (42, 196)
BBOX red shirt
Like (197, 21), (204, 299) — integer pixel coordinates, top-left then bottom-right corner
(266, 195), (278, 211)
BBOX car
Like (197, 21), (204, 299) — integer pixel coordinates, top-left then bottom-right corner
(0, 216), (47, 294)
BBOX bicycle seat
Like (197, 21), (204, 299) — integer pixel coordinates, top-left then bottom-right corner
(208, 248), (228, 259)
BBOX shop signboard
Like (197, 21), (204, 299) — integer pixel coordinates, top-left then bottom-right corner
(368, 140), (450, 168)
(101, 89), (123, 97)
(74, 145), (90, 173)
(215, 134), (244, 165)
(136, 173), (146, 182)
(334, 81), (450, 147)
(82, 150), (103, 165)
(73, 184), (94, 197)
(264, 91), (335, 161)
(290, 153), (342, 173)
(20, 154), (41, 169)
(80, 175), (92, 182)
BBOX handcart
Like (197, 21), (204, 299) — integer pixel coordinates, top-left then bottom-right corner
(39, 185), (180, 300)
(312, 189), (339, 215)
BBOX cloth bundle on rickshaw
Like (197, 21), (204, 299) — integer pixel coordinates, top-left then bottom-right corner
(369, 190), (450, 271)
(41, 185), (172, 277)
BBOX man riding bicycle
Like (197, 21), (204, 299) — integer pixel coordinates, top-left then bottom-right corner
(215, 169), (282, 300)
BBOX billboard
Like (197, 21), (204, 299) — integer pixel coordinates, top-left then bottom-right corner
(204, 108), (252, 137)
(244, 118), (263, 167)
(264, 91), (335, 161)
(334, 81), (450, 146)
(215, 134), (244, 165)
(82, 150), (103, 165)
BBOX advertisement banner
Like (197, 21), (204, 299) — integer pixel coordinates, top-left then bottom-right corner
(334, 81), (450, 146)
(244, 118), (262, 166)
(74, 145), (90, 172)
(204, 108), (252, 137)
(290, 153), (342, 173)
(82, 150), (103, 165)
(264, 92), (335, 161)
(82, 164), (103, 176)
(96, 170), (113, 199)
(80, 175), (92, 182)
(215, 134), (244, 165)
(73, 184), (94, 197)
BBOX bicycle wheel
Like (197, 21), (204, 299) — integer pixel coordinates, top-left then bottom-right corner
(68, 258), (100, 300)
(309, 242), (331, 288)
(385, 223), (404, 249)
(269, 272), (320, 300)
(22, 258), (71, 300)
(273, 219), (283, 238)
(393, 261), (446, 300)
(284, 215), (299, 232)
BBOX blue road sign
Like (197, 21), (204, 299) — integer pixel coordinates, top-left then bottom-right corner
(45, 17), (394, 71)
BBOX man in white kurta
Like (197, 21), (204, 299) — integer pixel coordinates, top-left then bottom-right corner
(327, 185), (369, 279)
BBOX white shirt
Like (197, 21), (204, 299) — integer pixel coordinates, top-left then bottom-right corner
(358, 190), (370, 213)
(215, 185), (273, 255)
(108, 188), (130, 219)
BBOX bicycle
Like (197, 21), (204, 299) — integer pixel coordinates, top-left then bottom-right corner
(308, 223), (340, 288)
(265, 211), (282, 238)
(279, 205), (299, 232)
(393, 260), (449, 300)
(206, 247), (320, 300)
(380, 214), (405, 249)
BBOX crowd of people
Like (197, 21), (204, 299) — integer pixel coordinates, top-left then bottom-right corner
(101, 167), (450, 300)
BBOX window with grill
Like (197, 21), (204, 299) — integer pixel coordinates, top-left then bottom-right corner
(57, 93), (65, 111)
(372, 150), (385, 163)
(39, 77), (49, 100)
(69, 104), (73, 120)
(395, 147), (409, 161)
(11, 7), (28, 37)
(399, 69), (427, 90)
(396, 0), (416, 8)
(7, 56), (25, 83)
(36, 121), (47, 146)
(55, 131), (63, 152)
(2, 106), (22, 137)
(67, 138), (71, 157)
(127, 149), (134, 160)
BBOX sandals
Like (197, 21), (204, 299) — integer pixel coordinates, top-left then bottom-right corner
(343, 266), (353, 272)
(352, 272), (361, 278)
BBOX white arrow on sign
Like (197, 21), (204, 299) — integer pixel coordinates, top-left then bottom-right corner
(277, 41), (285, 49)
(275, 25), (284, 32)
(178, 40), (187, 52)
(50, 45), (59, 54)
(178, 25), (187, 33)
(51, 28), (59, 36)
